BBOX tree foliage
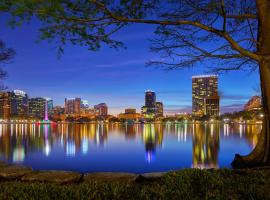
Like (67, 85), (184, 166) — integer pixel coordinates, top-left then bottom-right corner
(0, 40), (15, 89)
(0, 0), (265, 72)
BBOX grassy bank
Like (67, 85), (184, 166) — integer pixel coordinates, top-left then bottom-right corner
(0, 168), (269, 200)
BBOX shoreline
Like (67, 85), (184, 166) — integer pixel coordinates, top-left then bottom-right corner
(0, 161), (269, 199)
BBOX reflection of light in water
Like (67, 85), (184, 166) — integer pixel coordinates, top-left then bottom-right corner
(11, 124), (13, 136)
(82, 138), (88, 154)
(15, 124), (18, 137)
(145, 150), (155, 163)
(239, 124), (243, 138)
(210, 124), (214, 136)
(184, 123), (187, 141)
(44, 141), (51, 156)
(96, 125), (100, 145)
(13, 146), (25, 163)
(223, 124), (229, 136)
(66, 141), (76, 157)
(0, 124), (2, 137)
(44, 125), (49, 139)
(177, 126), (181, 142)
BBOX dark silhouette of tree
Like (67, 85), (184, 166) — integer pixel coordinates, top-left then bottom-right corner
(0, 40), (15, 90)
(1, 0), (270, 168)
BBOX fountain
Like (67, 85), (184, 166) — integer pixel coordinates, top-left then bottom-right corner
(36, 99), (55, 124)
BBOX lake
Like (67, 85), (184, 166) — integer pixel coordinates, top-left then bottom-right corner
(0, 123), (261, 173)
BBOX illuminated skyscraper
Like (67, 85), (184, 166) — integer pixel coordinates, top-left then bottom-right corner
(0, 92), (11, 119)
(10, 90), (28, 117)
(28, 97), (53, 119)
(145, 90), (156, 108)
(94, 103), (108, 116)
(28, 98), (46, 119)
(192, 75), (219, 117)
(65, 98), (81, 114)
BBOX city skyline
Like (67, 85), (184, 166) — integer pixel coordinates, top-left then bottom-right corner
(0, 17), (260, 115)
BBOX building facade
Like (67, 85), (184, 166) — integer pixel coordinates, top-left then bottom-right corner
(145, 90), (156, 108)
(65, 98), (81, 114)
(28, 97), (53, 119)
(94, 103), (108, 116)
(28, 98), (46, 119)
(0, 92), (11, 119)
(192, 75), (219, 117)
(10, 90), (28, 117)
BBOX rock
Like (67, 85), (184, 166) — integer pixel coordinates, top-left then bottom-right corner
(136, 172), (166, 182)
(84, 172), (138, 183)
(21, 170), (82, 184)
(0, 165), (32, 180)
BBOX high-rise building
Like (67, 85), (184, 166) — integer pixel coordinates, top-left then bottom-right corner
(142, 90), (164, 118)
(10, 90), (28, 117)
(65, 98), (81, 114)
(205, 96), (220, 117)
(29, 97), (53, 119)
(192, 75), (219, 117)
(145, 90), (156, 108)
(28, 97), (46, 119)
(94, 103), (108, 116)
(156, 102), (164, 117)
(0, 92), (11, 119)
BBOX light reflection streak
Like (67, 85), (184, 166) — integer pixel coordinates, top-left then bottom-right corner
(0, 123), (262, 169)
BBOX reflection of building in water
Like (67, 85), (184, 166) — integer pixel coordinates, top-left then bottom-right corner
(192, 124), (220, 168)
(124, 124), (136, 139)
(142, 124), (163, 163)
(0, 124), (50, 162)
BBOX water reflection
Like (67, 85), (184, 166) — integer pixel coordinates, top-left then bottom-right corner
(0, 123), (262, 172)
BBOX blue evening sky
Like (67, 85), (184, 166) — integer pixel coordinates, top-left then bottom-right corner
(0, 18), (260, 115)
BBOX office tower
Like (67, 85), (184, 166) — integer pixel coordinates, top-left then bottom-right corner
(28, 97), (53, 119)
(192, 75), (219, 117)
(205, 96), (220, 117)
(156, 102), (164, 117)
(28, 97), (47, 119)
(142, 90), (157, 118)
(0, 92), (11, 119)
(10, 90), (28, 117)
(94, 103), (108, 116)
(145, 90), (156, 108)
(65, 98), (81, 114)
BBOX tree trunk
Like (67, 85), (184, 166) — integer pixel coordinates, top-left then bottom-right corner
(231, 0), (270, 168)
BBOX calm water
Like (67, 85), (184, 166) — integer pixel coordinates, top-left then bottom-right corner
(0, 123), (261, 173)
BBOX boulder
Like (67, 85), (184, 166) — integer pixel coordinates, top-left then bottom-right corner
(84, 172), (138, 183)
(21, 170), (82, 184)
(0, 165), (32, 180)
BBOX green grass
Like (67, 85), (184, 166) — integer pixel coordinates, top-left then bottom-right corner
(0, 169), (270, 200)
